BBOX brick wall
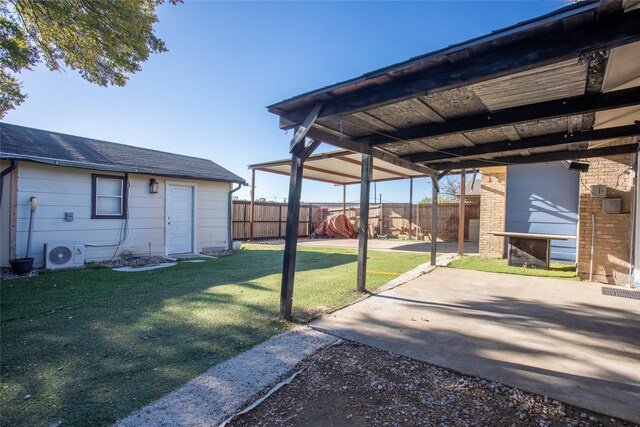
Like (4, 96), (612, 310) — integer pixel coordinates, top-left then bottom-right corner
(479, 168), (507, 258)
(577, 155), (634, 284)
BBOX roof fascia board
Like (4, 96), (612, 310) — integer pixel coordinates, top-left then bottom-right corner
(426, 142), (639, 170)
(275, 7), (640, 127)
(267, 1), (600, 112)
(247, 150), (351, 169)
(305, 126), (439, 177)
(0, 154), (246, 184)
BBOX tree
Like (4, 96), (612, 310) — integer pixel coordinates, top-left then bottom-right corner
(1, 0), (177, 118)
(437, 175), (476, 201)
(418, 196), (450, 204)
(418, 174), (478, 204)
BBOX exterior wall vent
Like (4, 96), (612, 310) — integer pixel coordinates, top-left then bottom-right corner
(602, 198), (622, 214)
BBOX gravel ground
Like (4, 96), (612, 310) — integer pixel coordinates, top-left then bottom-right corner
(0, 267), (39, 281)
(229, 342), (637, 427)
(1, 256), (172, 281)
(87, 255), (170, 268)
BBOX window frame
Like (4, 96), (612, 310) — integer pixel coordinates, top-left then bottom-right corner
(91, 174), (128, 219)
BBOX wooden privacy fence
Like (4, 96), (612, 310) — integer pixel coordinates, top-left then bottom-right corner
(233, 201), (327, 241)
(233, 201), (479, 242)
(328, 203), (480, 241)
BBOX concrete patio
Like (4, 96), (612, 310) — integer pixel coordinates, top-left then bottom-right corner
(313, 267), (640, 423)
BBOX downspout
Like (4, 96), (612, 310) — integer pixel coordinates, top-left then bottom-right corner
(589, 213), (595, 282)
(0, 160), (18, 208)
(228, 182), (243, 250)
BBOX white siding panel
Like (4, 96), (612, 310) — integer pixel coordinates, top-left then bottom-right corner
(16, 217), (165, 232)
(17, 206), (93, 220)
(7, 162), (232, 267)
(14, 164), (167, 267)
(197, 208), (228, 220)
(195, 181), (230, 251)
(127, 207), (165, 219)
(19, 177), (91, 194)
(198, 198), (230, 210)
(18, 193), (91, 208)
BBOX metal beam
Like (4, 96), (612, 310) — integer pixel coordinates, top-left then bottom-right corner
(431, 179), (438, 266)
(458, 169), (466, 256)
(248, 150), (351, 170)
(427, 142), (639, 170)
(357, 154), (373, 292)
(342, 184), (346, 215)
(254, 167), (343, 185)
(277, 9), (640, 126)
(303, 164), (361, 181)
(366, 87), (640, 147)
(404, 123), (640, 163)
(335, 156), (411, 178)
(305, 126), (438, 177)
(408, 177), (413, 240)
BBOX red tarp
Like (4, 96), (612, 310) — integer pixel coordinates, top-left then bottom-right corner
(312, 213), (359, 239)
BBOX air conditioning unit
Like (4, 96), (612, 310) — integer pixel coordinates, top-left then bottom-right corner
(45, 243), (85, 270)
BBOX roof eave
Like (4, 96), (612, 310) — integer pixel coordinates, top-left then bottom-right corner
(0, 154), (247, 185)
(266, 0), (601, 114)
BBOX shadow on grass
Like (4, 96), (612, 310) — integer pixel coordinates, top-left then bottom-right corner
(0, 248), (360, 427)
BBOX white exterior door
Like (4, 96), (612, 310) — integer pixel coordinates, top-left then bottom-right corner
(166, 184), (194, 254)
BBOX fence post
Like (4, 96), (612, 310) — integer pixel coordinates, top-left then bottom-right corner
(250, 169), (255, 241)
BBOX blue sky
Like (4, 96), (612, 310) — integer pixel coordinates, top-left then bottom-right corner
(5, 1), (566, 204)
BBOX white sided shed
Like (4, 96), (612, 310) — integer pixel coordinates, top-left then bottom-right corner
(0, 123), (245, 267)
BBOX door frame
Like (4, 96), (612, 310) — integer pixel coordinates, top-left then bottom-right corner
(164, 181), (197, 256)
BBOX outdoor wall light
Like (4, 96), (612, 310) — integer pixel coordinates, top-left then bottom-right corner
(149, 178), (160, 193)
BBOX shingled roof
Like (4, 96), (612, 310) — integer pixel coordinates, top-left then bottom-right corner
(0, 123), (245, 184)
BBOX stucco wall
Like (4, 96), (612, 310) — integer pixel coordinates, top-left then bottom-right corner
(7, 162), (231, 267)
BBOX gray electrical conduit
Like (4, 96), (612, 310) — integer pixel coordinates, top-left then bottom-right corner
(629, 152), (638, 287)
(228, 183), (243, 250)
(589, 213), (595, 282)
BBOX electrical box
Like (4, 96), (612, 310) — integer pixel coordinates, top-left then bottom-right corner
(590, 185), (607, 198)
(65, 212), (74, 222)
(602, 198), (622, 214)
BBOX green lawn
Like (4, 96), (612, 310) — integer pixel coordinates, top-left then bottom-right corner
(0, 245), (428, 427)
(449, 256), (579, 280)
